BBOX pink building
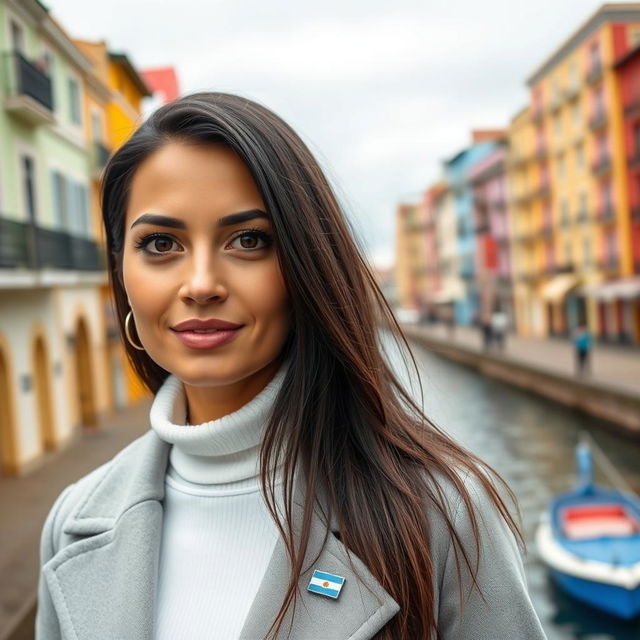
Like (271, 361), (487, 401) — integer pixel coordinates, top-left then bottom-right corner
(469, 142), (514, 323)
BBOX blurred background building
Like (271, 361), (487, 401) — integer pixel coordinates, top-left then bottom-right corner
(0, 0), (178, 477)
(395, 2), (640, 345)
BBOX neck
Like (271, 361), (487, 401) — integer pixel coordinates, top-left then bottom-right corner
(184, 355), (286, 424)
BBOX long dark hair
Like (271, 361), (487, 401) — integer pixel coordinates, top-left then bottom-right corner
(101, 92), (525, 639)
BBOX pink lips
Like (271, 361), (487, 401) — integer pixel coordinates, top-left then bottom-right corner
(172, 328), (242, 350)
(170, 318), (244, 350)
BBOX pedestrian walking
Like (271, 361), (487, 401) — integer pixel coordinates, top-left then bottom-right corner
(480, 314), (493, 351)
(573, 322), (593, 377)
(491, 306), (509, 352)
(36, 93), (547, 640)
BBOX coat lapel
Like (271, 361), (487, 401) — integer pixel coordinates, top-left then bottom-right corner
(238, 477), (400, 639)
(42, 430), (170, 640)
(43, 430), (399, 639)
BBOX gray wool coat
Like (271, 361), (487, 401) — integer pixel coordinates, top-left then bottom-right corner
(35, 429), (548, 639)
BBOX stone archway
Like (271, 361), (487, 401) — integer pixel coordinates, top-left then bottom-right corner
(33, 335), (56, 451)
(74, 318), (97, 429)
(0, 345), (19, 477)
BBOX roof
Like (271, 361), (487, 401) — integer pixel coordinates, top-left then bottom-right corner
(526, 3), (640, 86)
(108, 52), (153, 97)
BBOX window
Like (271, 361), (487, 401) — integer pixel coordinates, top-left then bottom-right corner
(10, 19), (24, 54)
(572, 101), (581, 125)
(629, 27), (640, 48)
(39, 48), (54, 77)
(576, 143), (585, 171)
(583, 236), (591, 264)
(590, 41), (601, 72)
(602, 181), (613, 210)
(594, 86), (605, 116)
(579, 190), (588, 217)
(565, 240), (572, 264)
(51, 170), (68, 229)
(569, 59), (579, 89)
(598, 134), (609, 160)
(68, 77), (82, 125)
(21, 154), (38, 223)
(561, 199), (570, 225)
(634, 125), (640, 157)
(91, 111), (103, 142)
(557, 153), (565, 179)
(554, 113), (562, 137)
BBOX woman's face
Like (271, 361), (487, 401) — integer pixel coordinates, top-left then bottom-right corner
(122, 140), (291, 403)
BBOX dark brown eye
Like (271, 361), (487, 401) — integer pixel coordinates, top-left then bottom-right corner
(228, 229), (273, 251)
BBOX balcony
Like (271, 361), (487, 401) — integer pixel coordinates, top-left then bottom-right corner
(591, 155), (612, 176)
(577, 209), (590, 224)
(474, 220), (490, 234)
(598, 254), (619, 273)
(534, 182), (551, 200)
(628, 151), (640, 170)
(532, 107), (545, 124)
(553, 262), (575, 275)
(509, 152), (530, 168)
(0, 217), (105, 271)
(535, 144), (547, 161)
(585, 62), (603, 85)
(595, 203), (615, 224)
(3, 51), (55, 126)
(564, 83), (580, 101)
(549, 93), (563, 113)
(588, 110), (607, 131)
(624, 96), (640, 119)
(91, 141), (112, 180)
(541, 219), (554, 236)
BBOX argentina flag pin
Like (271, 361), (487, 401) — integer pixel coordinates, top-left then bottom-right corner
(307, 569), (345, 599)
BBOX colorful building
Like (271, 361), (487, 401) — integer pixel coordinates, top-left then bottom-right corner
(609, 41), (640, 341)
(394, 202), (426, 311)
(0, 0), (110, 475)
(74, 39), (152, 406)
(443, 131), (504, 325)
(469, 140), (514, 326)
(523, 3), (640, 342)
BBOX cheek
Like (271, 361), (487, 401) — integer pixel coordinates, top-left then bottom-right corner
(122, 252), (166, 312)
(238, 262), (290, 327)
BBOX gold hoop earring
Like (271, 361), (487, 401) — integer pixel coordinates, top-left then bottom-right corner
(125, 310), (145, 351)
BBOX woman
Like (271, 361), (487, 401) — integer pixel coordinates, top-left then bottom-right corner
(36, 92), (547, 639)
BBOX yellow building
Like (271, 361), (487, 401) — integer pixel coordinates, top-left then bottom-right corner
(521, 3), (640, 339)
(395, 203), (428, 311)
(74, 40), (152, 405)
(507, 105), (551, 336)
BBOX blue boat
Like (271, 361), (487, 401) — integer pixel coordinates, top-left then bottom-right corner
(535, 432), (640, 620)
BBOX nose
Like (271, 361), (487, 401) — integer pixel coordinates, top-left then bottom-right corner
(178, 248), (228, 304)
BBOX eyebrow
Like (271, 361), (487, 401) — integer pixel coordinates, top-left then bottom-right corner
(129, 209), (270, 230)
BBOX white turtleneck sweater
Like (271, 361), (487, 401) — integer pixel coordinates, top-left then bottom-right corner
(148, 360), (289, 640)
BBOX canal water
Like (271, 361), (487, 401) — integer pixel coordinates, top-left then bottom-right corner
(386, 334), (640, 639)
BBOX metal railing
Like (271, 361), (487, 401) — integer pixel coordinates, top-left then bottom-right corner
(4, 51), (53, 111)
(0, 217), (105, 271)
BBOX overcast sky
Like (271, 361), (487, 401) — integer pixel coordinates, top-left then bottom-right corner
(48, 0), (605, 267)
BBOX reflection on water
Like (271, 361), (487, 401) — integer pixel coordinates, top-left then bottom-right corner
(386, 333), (640, 639)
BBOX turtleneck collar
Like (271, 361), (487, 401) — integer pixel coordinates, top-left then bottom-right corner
(149, 358), (289, 485)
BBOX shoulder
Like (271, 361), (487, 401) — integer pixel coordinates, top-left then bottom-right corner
(420, 466), (547, 639)
(39, 431), (158, 554)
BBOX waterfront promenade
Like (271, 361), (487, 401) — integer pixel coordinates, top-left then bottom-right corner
(403, 322), (640, 434)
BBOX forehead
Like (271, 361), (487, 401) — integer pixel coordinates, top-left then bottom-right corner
(125, 141), (265, 227)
